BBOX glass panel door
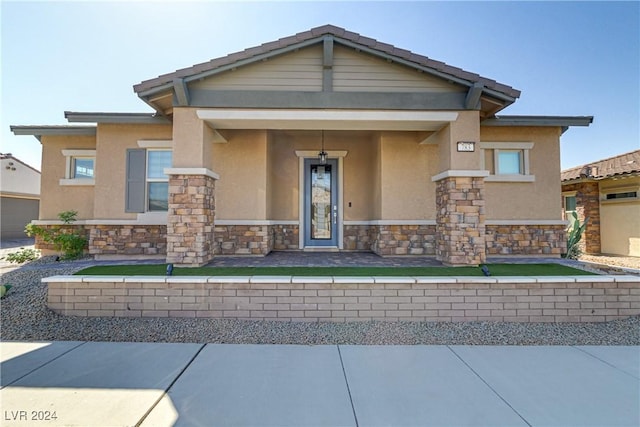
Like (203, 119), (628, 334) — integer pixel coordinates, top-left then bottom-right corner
(311, 165), (332, 239)
(304, 159), (338, 247)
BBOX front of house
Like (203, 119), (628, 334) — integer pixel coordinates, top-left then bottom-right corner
(562, 150), (640, 257)
(12, 25), (592, 266)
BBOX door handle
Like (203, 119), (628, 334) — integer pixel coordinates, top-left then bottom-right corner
(333, 212), (337, 225)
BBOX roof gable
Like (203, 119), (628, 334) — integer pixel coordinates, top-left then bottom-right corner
(135, 25), (520, 117)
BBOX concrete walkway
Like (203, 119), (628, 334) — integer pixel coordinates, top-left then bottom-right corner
(1, 342), (638, 426)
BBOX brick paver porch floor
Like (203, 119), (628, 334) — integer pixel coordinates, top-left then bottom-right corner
(205, 252), (583, 268)
(207, 251), (443, 267)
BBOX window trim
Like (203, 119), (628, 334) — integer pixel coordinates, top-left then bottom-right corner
(60, 149), (96, 186)
(480, 142), (535, 182)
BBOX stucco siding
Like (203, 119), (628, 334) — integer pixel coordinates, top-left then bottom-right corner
(189, 46), (323, 92)
(600, 176), (640, 257)
(213, 130), (268, 220)
(39, 135), (96, 219)
(380, 132), (436, 220)
(333, 45), (464, 93)
(263, 130), (380, 222)
(94, 123), (173, 220)
(601, 201), (640, 256)
(1, 157), (40, 197)
(481, 126), (562, 220)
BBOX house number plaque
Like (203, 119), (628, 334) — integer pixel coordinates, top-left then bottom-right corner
(457, 141), (475, 152)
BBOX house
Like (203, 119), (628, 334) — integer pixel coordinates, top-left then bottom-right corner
(561, 150), (640, 257)
(0, 153), (40, 240)
(10, 25), (593, 266)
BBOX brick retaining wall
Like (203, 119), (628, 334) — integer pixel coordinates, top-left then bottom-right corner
(44, 275), (639, 322)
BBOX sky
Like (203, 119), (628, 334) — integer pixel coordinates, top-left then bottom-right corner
(1, 1), (639, 171)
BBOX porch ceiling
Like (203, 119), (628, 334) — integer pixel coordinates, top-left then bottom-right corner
(196, 109), (458, 131)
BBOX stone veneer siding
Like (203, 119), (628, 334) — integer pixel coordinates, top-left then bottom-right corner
(33, 222), (566, 258)
(214, 225), (272, 255)
(33, 225), (90, 252)
(374, 225), (436, 256)
(435, 176), (486, 265)
(343, 225), (375, 251)
(563, 182), (601, 254)
(272, 224), (299, 251)
(486, 225), (566, 256)
(89, 225), (166, 256)
(45, 275), (640, 322)
(166, 174), (216, 266)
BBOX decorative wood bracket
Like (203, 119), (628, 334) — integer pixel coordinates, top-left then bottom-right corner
(464, 82), (484, 110)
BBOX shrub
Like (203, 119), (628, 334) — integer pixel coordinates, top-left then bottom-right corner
(2, 248), (40, 264)
(0, 284), (12, 298)
(25, 210), (87, 260)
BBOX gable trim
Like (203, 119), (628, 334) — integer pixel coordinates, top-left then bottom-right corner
(137, 36), (327, 98)
(135, 26), (520, 98)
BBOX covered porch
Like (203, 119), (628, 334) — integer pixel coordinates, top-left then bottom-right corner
(165, 108), (487, 267)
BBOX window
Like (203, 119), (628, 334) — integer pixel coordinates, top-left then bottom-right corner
(497, 150), (523, 175)
(72, 157), (95, 178)
(60, 149), (96, 185)
(146, 150), (172, 211)
(126, 147), (173, 214)
(605, 191), (637, 200)
(561, 191), (577, 221)
(564, 195), (577, 212)
(602, 188), (639, 203)
(480, 142), (535, 182)
(564, 196), (576, 219)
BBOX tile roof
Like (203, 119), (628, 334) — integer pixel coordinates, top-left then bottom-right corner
(561, 149), (640, 182)
(133, 24), (520, 99)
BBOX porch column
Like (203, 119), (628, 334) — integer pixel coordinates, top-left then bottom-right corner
(430, 111), (486, 266)
(575, 181), (601, 254)
(168, 107), (219, 266)
(165, 169), (218, 266)
(434, 173), (487, 266)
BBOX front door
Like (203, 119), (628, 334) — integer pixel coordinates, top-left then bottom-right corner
(304, 158), (338, 248)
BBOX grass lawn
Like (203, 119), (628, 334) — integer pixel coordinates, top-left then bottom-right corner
(75, 263), (595, 277)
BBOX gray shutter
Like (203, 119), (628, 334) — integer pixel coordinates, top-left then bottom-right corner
(125, 149), (146, 213)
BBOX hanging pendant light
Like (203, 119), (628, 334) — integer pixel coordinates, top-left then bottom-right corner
(318, 130), (327, 164)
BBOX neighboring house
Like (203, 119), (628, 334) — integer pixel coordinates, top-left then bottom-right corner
(562, 150), (640, 257)
(0, 153), (41, 240)
(11, 25), (593, 266)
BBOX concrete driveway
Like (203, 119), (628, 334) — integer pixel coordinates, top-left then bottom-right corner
(1, 342), (638, 426)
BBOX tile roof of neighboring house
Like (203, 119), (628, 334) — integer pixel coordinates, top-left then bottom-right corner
(133, 24), (520, 99)
(561, 149), (640, 182)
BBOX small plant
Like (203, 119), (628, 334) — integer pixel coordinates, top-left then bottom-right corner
(564, 211), (589, 260)
(25, 210), (87, 260)
(0, 284), (13, 298)
(2, 248), (40, 264)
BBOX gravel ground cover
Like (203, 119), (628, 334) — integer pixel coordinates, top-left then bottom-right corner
(1, 258), (638, 345)
(580, 254), (640, 272)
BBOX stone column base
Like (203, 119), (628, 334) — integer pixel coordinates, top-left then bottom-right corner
(166, 173), (216, 266)
(435, 176), (486, 266)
